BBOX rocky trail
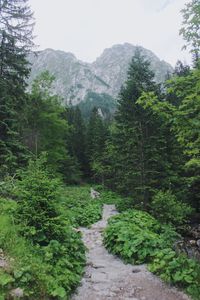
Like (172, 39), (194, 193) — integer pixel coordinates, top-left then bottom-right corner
(72, 204), (190, 300)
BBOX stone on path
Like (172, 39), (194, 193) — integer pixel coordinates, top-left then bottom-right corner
(71, 204), (190, 300)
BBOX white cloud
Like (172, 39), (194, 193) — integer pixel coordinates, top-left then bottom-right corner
(29, 0), (191, 66)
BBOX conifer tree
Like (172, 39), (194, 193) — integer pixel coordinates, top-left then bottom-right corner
(65, 106), (87, 174)
(86, 107), (108, 181)
(0, 0), (34, 177)
(170, 67), (200, 210)
(112, 49), (167, 207)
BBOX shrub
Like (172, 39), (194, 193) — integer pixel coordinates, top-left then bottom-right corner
(104, 208), (199, 299)
(148, 249), (200, 300)
(60, 186), (103, 227)
(150, 190), (193, 226)
(14, 156), (66, 245)
(0, 157), (86, 299)
(103, 210), (179, 264)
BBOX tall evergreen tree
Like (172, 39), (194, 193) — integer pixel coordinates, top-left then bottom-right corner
(0, 0), (34, 177)
(86, 107), (108, 181)
(111, 49), (168, 207)
(65, 106), (87, 174)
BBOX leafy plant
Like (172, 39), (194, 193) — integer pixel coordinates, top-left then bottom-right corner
(14, 155), (66, 244)
(150, 190), (193, 226)
(60, 186), (103, 227)
(148, 249), (200, 299)
(0, 158), (86, 299)
(104, 210), (179, 264)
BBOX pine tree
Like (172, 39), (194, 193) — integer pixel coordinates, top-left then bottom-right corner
(65, 106), (87, 174)
(111, 49), (167, 207)
(0, 0), (34, 177)
(86, 107), (108, 181)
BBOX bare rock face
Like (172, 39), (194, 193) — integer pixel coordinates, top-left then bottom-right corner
(28, 44), (173, 106)
(92, 43), (172, 97)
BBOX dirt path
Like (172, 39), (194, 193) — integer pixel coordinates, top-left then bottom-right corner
(72, 204), (190, 300)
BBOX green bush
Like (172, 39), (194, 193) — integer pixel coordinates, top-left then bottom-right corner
(101, 190), (133, 211)
(104, 221), (163, 264)
(60, 186), (103, 227)
(104, 208), (199, 299)
(103, 210), (179, 264)
(14, 157), (65, 245)
(148, 249), (200, 300)
(151, 190), (193, 226)
(0, 158), (86, 299)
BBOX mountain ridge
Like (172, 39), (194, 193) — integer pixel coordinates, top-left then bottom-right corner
(28, 43), (173, 106)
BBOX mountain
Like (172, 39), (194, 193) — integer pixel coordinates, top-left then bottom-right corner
(28, 43), (173, 116)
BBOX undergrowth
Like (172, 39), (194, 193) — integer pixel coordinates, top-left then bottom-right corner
(60, 186), (103, 227)
(103, 209), (200, 300)
(0, 157), (86, 300)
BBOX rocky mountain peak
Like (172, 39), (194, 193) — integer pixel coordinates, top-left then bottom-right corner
(28, 43), (173, 106)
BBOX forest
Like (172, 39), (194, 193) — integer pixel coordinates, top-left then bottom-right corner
(0, 0), (200, 299)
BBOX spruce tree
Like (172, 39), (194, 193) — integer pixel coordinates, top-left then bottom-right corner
(65, 106), (87, 174)
(0, 0), (34, 177)
(86, 107), (108, 181)
(112, 49), (166, 207)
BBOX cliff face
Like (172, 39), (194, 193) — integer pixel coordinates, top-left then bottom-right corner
(28, 43), (173, 105)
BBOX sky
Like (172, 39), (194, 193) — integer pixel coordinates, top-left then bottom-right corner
(29, 0), (191, 67)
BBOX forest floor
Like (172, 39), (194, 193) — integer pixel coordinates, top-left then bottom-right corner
(72, 204), (190, 300)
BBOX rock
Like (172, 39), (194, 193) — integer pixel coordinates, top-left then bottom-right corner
(132, 268), (141, 273)
(197, 239), (200, 248)
(91, 272), (108, 282)
(28, 44), (173, 106)
(10, 288), (24, 298)
(90, 188), (100, 199)
(0, 259), (8, 269)
(189, 240), (196, 246)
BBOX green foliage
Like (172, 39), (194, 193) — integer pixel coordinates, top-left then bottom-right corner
(148, 249), (200, 299)
(23, 71), (70, 174)
(151, 190), (193, 226)
(14, 155), (66, 244)
(0, 162), (86, 299)
(168, 67), (200, 210)
(95, 187), (134, 211)
(86, 107), (109, 182)
(60, 186), (103, 227)
(0, 0), (34, 178)
(64, 106), (87, 177)
(103, 210), (179, 264)
(104, 208), (200, 299)
(101, 48), (173, 207)
(180, 0), (200, 64)
(78, 92), (116, 121)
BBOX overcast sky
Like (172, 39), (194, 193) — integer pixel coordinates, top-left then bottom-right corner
(29, 0), (191, 67)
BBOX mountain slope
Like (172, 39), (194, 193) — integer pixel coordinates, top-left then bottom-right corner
(28, 43), (173, 106)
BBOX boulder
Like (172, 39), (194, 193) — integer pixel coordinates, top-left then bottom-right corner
(90, 188), (100, 199)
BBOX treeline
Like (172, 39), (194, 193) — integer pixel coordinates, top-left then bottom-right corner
(79, 51), (200, 214)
